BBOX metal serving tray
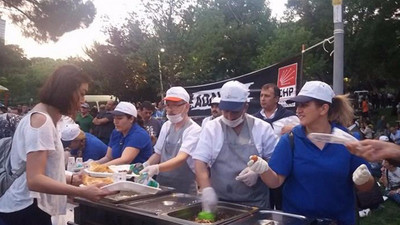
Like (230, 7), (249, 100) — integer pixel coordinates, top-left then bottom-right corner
(165, 201), (258, 225)
(120, 193), (200, 215)
(102, 186), (174, 203)
(229, 210), (313, 225)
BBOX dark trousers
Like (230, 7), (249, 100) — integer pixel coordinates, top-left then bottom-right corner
(0, 199), (52, 225)
(269, 186), (283, 210)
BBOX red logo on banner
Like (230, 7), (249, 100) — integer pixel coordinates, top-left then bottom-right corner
(277, 63), (297, 88)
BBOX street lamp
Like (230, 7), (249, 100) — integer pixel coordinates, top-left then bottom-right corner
(158, 48), (165, 99)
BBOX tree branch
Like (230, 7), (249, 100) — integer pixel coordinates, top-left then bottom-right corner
(2, 0), (36, 22)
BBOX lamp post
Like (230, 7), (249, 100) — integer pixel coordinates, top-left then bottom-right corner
(332, 0), (344, 94)
(158, 48), (165, 99)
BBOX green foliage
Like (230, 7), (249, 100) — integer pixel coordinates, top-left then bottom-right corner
(181, 0), (275, 84)
(253, 23), (312, 68)
(0, 44), (81, 105)
(344, 0), (400, 90)
(360, 200), (400, 225)
(286, 0), (400, 89)
(1, 0), (96, 42)
(2, 0), (399, 104)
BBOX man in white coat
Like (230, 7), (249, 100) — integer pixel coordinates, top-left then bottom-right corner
(193, 81), (278, 214)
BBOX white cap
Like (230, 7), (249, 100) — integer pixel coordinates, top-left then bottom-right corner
(61, 124), (81, 141)
(81, 102), (90, 108)
(219, 81), (249, 111)
(112, 101), (137, 117)
(164, 86), (190, 103)
(379, 135), (389, 142)
(211, 97), (221, 104)
(287, 81), (335, 104)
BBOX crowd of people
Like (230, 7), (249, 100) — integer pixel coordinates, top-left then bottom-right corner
(0, 64), (399, 225)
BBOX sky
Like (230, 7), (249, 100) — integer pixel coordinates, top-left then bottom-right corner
(3, 0), (287, 59)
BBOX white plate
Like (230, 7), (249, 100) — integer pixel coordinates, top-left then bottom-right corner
(84, 166), (138, 179)
(84, 169), (113, 178)
(109, 165), (131, 173)
(308, 129), (358, 145)
(101, 181), (161, 194)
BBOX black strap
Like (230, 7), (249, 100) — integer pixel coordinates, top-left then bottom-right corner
(288, 131), (294, 151)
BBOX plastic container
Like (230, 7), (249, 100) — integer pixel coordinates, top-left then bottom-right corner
(101, 181), (161, 194)
(67, 157), (75, 172)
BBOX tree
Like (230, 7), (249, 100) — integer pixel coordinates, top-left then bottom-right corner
(286, 0), (400, 89)
(84, 0), (277, 102)
(181, 0), (275, 84)
(1, 0), (96, 42)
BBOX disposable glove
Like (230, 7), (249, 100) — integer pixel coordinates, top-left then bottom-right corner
(201, 187), (218, 213)
(352, 164), (371, 185)
(140, 164), (160, 177)
(235, 167), (258, 187)
(247, 155), (269, 174)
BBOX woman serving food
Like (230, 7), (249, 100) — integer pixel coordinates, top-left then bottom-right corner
(96, 102), (153, 166)
(248, 81), (375, 225)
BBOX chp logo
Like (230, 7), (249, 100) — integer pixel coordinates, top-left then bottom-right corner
(277, 63), (298, 107)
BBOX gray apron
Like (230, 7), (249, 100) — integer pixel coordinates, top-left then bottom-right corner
(210, 116), (270, 209)
(156, 120), (197, 194)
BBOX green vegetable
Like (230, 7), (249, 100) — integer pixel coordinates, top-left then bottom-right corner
(197, 211), (216, 222)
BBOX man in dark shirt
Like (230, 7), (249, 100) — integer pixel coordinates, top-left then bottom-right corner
(140, 101), (162, 145)
(92, 100), (117, 145)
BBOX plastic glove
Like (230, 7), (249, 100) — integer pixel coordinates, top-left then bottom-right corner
(142, 161), (149, 168)
(140, 164), (160, 177)
(247, 155), (269, 174)
(352, 164), (371, 185)
(201, 187), (218, 213)
(235, 167), (258, 187)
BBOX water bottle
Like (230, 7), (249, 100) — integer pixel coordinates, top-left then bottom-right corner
(67, 157), (75, 172)
(75, 157), (83, 169)
(130, 163), (144, 175)
(135, 172), (159, 188)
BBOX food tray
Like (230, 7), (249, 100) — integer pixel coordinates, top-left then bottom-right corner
(165, 201), (258, 225)
(120, 193), (200, 215)
(230, 210), (312, 225)
(102, 185), (174, 203)
(84, 168), (138, 179)
(101, 181), (161, 194)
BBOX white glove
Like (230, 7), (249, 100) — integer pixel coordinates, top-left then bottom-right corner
(247, 156), (269, 174)
(142, 161), (149, 168)
(140, 164), (160, 177)
(352, 164), (371, 185)
(201, 187), (218, 213)
(235, 167), (258, 187)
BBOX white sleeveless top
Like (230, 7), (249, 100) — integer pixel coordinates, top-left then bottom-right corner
(0, 111), (67, 216)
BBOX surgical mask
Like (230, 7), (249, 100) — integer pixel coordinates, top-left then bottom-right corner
(221, 115), (244, 127)
(167, 113), (184, 124)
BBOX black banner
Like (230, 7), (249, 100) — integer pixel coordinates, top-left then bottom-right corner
(185, 55), (302, 117)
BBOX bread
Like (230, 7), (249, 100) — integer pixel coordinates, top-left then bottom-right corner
(82, 174), (113, 185)
(89, 162), (113, 173)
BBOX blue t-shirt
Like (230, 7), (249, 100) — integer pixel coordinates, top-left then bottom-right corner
(269, 123), (369, 225)
(108, 123), (153, 163)
(70, 133), (107, 161)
